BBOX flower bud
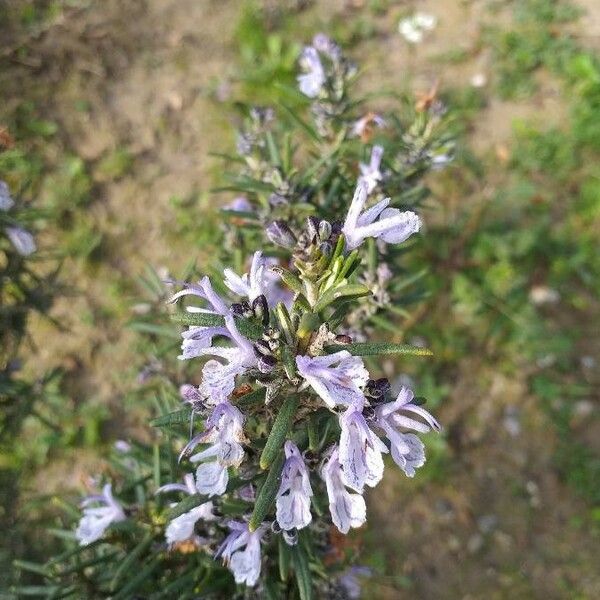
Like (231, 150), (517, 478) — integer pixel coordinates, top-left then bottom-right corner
(252, 294), (269, 326)
(266, 220), (297, 249)
(318, 219), (332, 241)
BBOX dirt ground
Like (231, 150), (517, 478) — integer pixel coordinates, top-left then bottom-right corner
(1, 0), (599, 598)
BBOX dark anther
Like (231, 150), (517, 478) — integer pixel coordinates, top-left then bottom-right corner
(258, 354), (277, 373)
(362, 405), (376, 419)
(231, 303), (245, 316)
(283, 528), (299, 546)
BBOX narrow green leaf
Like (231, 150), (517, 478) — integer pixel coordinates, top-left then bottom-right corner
(280, 345), (298, 381)
(279, 103), (319, 141)
(292, 543), (313, 600)
(150, 408), (192, 427)
(324, 342), (433, 356)
(112, 554), (161, 600)
(110, 531), (154, 591)
(278, 536), (291, 582)
(170, 311), (223, 327)
(236, 386), (267, 408)
(275, 301), (295, 344)
(270, 266), (304, 295)
(167, 494), (206, 520)
(13, 560), (50, 577)
(170, 312), (263, 340)
(313, 283), (371, 312)
(259, 395), (299, 470)
(265, 131), (281, 166)
(336, 249), (360, 283)
(127, 321), (180, 339)
(249, 451), (285, 531)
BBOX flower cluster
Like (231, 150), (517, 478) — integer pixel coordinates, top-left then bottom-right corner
(0, 180), (36, 256)
(64, 34), (453, 599)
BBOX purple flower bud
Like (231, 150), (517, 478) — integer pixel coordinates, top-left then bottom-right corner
(5, 226), (36, 256)
(266, 220), (297, 249)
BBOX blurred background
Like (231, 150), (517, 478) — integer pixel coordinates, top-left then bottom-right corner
(1, 0), (599, 598)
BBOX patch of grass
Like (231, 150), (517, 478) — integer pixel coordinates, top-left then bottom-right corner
(95, 147), (133, 182)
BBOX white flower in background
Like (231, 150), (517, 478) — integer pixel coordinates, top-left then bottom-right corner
(529, 285), (560, 306)
(5, 226), (36, 256)
(358, 145), (384, 193)
(342, 180), (421, 250)
(157, 474), (217, 544)
(180, 401), (246, 496)
(297, 46), (326, 98)
(165, 503), (216, 545)
(338, 401), (387, 492)
(312, 33), (341, 61)
(398, 12), (437, 44)
(375, 386), (441, 477)
(75, 484), (126, 546)
(224, 196), (253, 213)
(216, 521), (267, 587)
(338, 566), (373, 600)
(296, 350), (369, 409)
(0, 180), (15, 211)
(321, 446), (366, 534)
(276, 441), (313, 532)
(470, 73), (487, 88)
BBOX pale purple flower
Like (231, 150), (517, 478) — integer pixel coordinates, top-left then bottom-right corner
(375, 386), (441, 477)
(195, 462), (229, 497)
(5, 226), (36, 256)
(338, 402), (387, 492)
(342, 180), (421, 250)
(358, 145), (384, 193)
(168, 275), (229, 316)
(223, 251), (286, 307)
(157, 474), (217, 544)
(312, 33), (341, 61)
(113, 440), (131, 453)
(179, 325), (229, 361)
(339, 566), (372, 599)
(216, 521), (267, 587)
(75, 483), (126, 546)
(321, 446), (366, 534)
(165, 503), (216, 545)
(298, 46), (325, 98)
(0, 181), (14, 211)
(296, 351), (369, 409)
(196, 316), (258, 403)
(276, 441), (313, 531)
(224, 196), (253, 213)
(169, 275), (232, 364)
(156, 472), (198, 496)
(351, 114), (386, 138)
(180, 401), (246, 496)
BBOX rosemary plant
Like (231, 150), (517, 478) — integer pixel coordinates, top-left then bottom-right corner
(29, 35), (454, 599)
